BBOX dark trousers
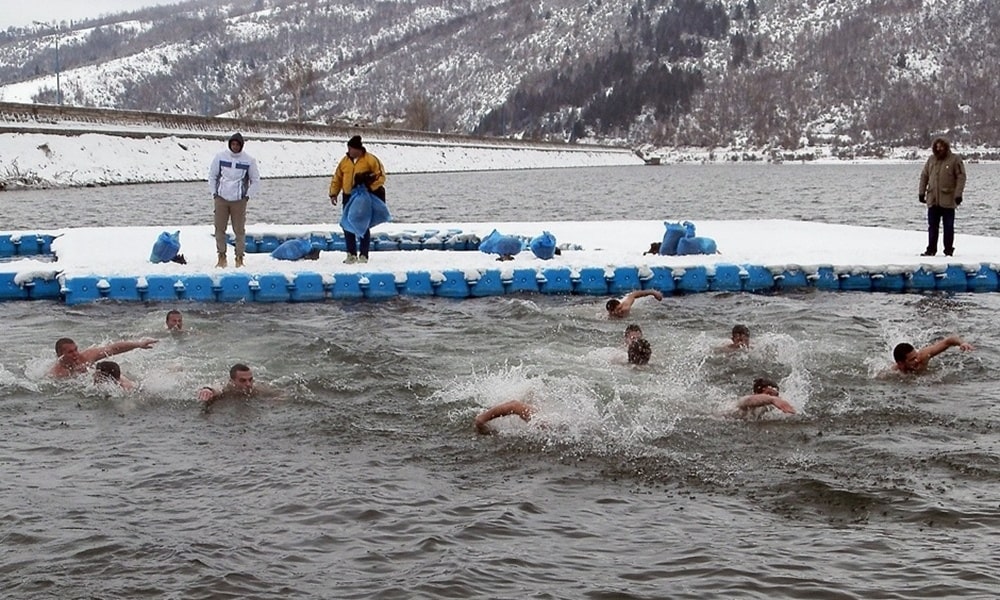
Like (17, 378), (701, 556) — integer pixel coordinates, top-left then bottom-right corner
(343, 186), (386, 258)
(926, 206), (955, 254)
(344, 230), (371, 257)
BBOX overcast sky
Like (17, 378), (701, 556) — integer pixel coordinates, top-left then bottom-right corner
(0, 0), (187, 29)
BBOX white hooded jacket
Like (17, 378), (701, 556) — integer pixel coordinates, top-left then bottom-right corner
(208, 133), (261, 202)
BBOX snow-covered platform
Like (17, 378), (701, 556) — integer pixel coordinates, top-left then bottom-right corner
(2, 220), (999, 304)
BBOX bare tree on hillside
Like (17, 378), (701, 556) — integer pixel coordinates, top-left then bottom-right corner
(404, 93), (434, 131)
(281, 55), (318, 121)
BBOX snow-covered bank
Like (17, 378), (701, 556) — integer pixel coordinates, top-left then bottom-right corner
(0, 130), (642, 189)
(0, 102), (642, 189)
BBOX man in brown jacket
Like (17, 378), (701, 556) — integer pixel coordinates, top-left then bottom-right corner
(918, 137), (966, 256)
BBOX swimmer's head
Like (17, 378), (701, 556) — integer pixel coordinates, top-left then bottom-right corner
(892, 342), (919, 372)
(892, 342), (914, 364)
(752, 377), (778, 395)
(166, 310), (183, 331)
(94, 360), (122, 383)
(624, 324), (642, 343)
(731, 324), (750, 347)
(55, 337), (76, 356)
(628, 338), (652, 365)
(229, 363), (254, 393)
(606, 299), (621, 313)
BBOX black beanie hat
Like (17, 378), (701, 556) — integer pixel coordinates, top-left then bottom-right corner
(347, 135), (364, 150)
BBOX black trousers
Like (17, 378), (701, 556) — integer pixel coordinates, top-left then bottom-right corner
(343, 187), (386, 257)
(926, 205), (955, 254)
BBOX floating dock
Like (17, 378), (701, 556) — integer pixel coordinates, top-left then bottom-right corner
(2, 220), (999, 304)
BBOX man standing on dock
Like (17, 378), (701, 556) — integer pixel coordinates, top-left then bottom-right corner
(918, 137), (966, 257)
(328, 135), (387, 264)
(209, 132), (261, 268)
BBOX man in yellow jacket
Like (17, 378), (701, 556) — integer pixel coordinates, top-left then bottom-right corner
(328, 135), (387, 264)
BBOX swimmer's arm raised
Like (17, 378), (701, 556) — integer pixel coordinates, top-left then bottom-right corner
(919, 335), (974, 360)
(84, 338), (158, 361)
(474, 401), (535, 435)
(618, 290), (663, 312)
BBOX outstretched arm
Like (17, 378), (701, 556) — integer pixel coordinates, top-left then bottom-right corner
(618, 290), (663, 312)
(475, 401), (535, 435)
(737, 393), (796, 414)
(919, 335), (974, 361)
(81, 338), (157, 362)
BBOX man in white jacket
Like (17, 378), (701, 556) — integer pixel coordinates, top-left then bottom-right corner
(208, 132), (261, 268)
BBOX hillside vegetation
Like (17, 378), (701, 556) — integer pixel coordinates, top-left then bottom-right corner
(2, 0), (997, 153)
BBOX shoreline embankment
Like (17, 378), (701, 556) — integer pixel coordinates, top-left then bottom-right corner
(0, 102), (642, 190)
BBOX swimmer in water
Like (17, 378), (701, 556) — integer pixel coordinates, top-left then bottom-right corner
(197, 363), (280, 409)
(50, 337), (157, 378)
(93, 360), (137, 391)
(736, 377), (796, 416)
(605, 290), (663, 319)
(719, 324), (750, 352)
(891, 335), (974, 374)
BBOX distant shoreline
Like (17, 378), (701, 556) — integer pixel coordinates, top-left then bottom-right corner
(2, 101), (996, 190)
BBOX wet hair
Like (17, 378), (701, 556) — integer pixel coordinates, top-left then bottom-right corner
(55, 337), (75, 356)
(627, 338), (652, 365)
(732, 324), (750, 337)
(892, 343), (915, 364)
(165, 310), (182, 323)
(625, 324), (642, 336)
(230, 363), (251, 379)
(752, 377), (778, 394)
(606, 299), (621, 313)
(95, 361), (122, 382)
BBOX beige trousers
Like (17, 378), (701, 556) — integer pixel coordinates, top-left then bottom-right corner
(214, 197), (248, 256)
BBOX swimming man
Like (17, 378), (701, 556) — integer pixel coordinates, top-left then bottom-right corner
(50, 337), (157, 378)
(892, 335), (974, 374)
(606, 290), (663, 319)
(737, 377), (796, 415)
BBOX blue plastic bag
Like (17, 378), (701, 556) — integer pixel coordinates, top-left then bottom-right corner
(479, 229), (523, 257)
(675, 221), (718, 255)
(341, 186), (391, 239)
(529, 231), (557, 260)
(149, 231), (181, 263)
(677, 235), (718, 255)
(271, 238), (316, 260)
(658, 222), (686, 256)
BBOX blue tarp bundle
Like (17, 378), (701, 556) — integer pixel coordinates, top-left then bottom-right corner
(658, 222), (690, 255)
(341, 186), (391, 238)
(271, 238), (316, 260)
(479, 229), (524, 257)
(529, 231), (557, 259)
(149, 231), (181, 263)
(677, 233), (718, 255)
(660, 221), (717, 255)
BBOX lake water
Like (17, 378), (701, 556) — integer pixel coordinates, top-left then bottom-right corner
(1, 164), (999, 599)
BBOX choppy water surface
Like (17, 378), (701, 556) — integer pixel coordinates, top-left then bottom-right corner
(2, 164), (999, 599)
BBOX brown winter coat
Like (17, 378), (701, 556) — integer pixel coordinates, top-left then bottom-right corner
(919, 138), (966, 209)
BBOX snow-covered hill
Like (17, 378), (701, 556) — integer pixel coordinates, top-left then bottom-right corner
(1, 0), (997, 152)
